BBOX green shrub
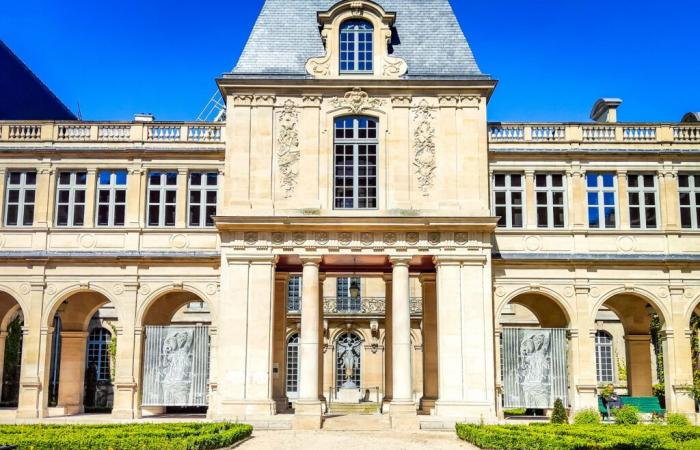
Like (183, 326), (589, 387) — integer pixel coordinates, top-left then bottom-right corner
(455, 423), (700, 450)
(572, 408), (600, 425)
(612, 404), (640, 425)
(550, 398), (568, 424)
(503, 407), (527, 416)
(668, 413), (692, 427)
(0, 422), (252, 450)
(653, 382), (666, 397)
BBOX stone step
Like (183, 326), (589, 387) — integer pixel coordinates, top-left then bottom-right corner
(328, 402), (380, 415)
(323, 413), (391, 431)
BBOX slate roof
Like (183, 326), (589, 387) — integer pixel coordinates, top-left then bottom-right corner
(0, 39), (76, 120)
(229, 0), (487, 79)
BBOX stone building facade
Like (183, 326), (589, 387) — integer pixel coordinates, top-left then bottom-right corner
(0, 0), (699, 429)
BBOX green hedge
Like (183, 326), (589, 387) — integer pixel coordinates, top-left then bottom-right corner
(456, 423), (700, 450)
(0, 422), (252, 450)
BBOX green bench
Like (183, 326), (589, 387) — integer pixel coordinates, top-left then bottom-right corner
(598, 396), (665, 419)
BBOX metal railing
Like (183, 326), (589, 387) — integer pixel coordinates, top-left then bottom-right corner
(288, 297), (423, 315)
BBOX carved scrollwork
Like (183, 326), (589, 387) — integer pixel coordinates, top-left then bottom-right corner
(412, 100), (437, 196)
(330, 88), (384, 114)
(277, 100), (300, 198)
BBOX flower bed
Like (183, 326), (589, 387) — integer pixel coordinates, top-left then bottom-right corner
(0, 422), (252, 450)
(456, 423), (700, 449)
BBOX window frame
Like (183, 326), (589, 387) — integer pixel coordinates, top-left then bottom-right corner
(187, 171), (218, 228)
(679, 174), (700, 229)
(535, 173), (567, 228)
(4, 170), (37, 227)
(95, 169), (127, 227)
(586, 172), (618, 229)
(492, 173), (525, 229)
(339, 19), (374, 74)
(286, 333), (300, 399)
(627, 173), (659, 230)
(287, 275), (302, 313)
(146, 170), (178, 228)
(333, 116), (379, 210)
(595, 330), (615, 384)
(336, 276), (362, 312)
(55, 170), (87, 227)
(86, 327), (112, 382)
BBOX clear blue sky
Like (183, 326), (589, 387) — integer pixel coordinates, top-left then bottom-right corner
(1, 0), (698, 122)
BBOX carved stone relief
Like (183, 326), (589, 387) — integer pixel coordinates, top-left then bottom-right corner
(277, 100), (300, 198)
(412, 100), (437, 196)
(330, 88), (384, 114)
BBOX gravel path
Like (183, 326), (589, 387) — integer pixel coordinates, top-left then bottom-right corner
(236, 430), (478, 449)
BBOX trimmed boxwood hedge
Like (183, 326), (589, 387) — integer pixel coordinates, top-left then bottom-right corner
(0, 422), (252, 450)
(456, 423), (700, 450)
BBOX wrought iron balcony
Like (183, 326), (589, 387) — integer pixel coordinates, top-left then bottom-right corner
(287, 296), (423, 316)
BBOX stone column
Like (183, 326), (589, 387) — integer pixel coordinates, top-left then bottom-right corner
(84, 169), (97, 228)
(111, 283), (139, 419)
(626, 334), (653, 396)
(662, 286), (696, 414)
(215, 254), (277, 418)
(617, 170), (629, 229)
(176, 168), (189, 228)
(389, 257), (417, 429)
(0, 331), (6, 403)
(659, 169), (680, 230)
(524, 170), (536, 228)
(419, 273), (438, 413)
(294, 257), (323, 429)
(434, 255), (496, 422)
(126, 167), (144, 227)
(272, 273), (289, 412)
(56, 331), (88, 414)
(569, 167), (587, 229)
(17, 283), (49, 418)
(571, 285), (597, 411)
(382, 274), (393, 410)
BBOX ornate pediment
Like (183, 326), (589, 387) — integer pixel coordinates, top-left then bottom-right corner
(305, 0), (408, 79)
(329, 88), (385, 113)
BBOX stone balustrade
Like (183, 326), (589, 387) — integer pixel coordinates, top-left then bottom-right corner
(288, 296), (423, 315)
(488, 123), (700, 144)
(0, 121), (225, 144)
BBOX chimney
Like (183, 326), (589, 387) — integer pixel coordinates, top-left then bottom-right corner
(134, 113), (155, 122)
(590, 98), (623, 123)
(682, 112), (700, 123)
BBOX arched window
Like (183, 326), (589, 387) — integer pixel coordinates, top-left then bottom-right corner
(334, 117), (378, 209)
(86, 327), (112, 382)
(595, 330), (614, 383)
(340, 20), (373, 73)
(336, 332), (362, 388)
(286, 333), (300, 399)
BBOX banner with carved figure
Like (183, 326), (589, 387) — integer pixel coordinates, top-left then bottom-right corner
(502, 328), (568, 409)
(142, 326), (210, 406)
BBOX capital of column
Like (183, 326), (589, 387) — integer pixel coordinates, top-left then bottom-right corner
(418, 273), (436, 284)
(275, 272), (290, 283)
(60, 331), (89, 339)
(300, 256), (323, 267)
(625, 334), (653, 343)
(389, 257), (412, 267)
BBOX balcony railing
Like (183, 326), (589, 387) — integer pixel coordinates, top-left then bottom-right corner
(0, 122), (225, 144)
(488, 123), (700, 144)
(287, 296), (423, 315)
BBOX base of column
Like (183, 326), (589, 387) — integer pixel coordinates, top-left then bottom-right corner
(293, 400), (323, 430)
(434, 400), (497, 423)
(212, 400), (277, 418)
(275, 396), (290, 413)
(15, 407), (48, 419)
(389, 401), (418, 430)
(52, 404), (84, 415)
(111, 408), (137, 420)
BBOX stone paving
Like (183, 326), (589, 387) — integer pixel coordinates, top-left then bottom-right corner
(236, 430), (478, 450)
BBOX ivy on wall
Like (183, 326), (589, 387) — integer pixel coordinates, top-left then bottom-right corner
(1, 316), (23, 405)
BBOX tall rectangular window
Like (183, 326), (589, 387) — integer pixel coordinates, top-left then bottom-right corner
(339, 20), (373, 73)
(188, 172), (218, 227)
(628, 174), (658, 229)
(56, 171), (87, 227)
(287, 275), (302, 313)
(5, 171), (36, 226)
(493, 173), (524, 228)
(96, 170), (127, 227)
(334, 117), (378, 209)
(587, 173), (617, 229)
(535, 173), (566, 228)
(147, 171), (177, 227)
(679, 174), (700, 229)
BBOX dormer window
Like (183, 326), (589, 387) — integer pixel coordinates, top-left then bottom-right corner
(339, 20), (374, 73)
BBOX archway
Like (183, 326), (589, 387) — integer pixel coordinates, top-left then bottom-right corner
(0, 291), (24, 408)
(498, 291), (571, 416)
(139, 290), (212, 416)
(45, 290), (115, 415)
(595, 293), (665, 398)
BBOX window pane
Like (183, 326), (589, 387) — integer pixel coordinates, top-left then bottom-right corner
(114, 205), (125, 226)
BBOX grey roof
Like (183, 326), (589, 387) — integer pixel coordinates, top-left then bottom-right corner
(0, 39), (76, 120)
(230, 0), (486, 79)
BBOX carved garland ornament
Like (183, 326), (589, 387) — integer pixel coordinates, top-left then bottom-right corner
(277, 100), (300, 198)
(412, 100), (437, 196)
(330, 88), (384, 114)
